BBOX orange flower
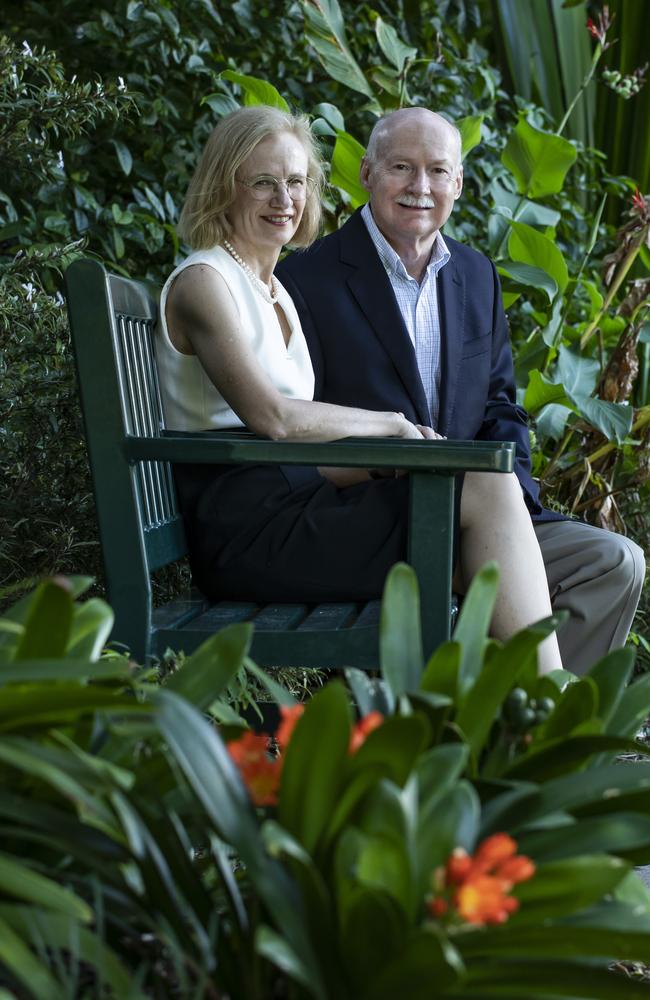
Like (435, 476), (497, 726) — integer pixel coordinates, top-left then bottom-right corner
(349, 711), (384, 753)
(497, 854), (536, 884)
(427, 833), (535, 928)
(275, 704), (305, 751)
(227, 731), (281, 807)
(456, 875), (520, 925)
(472, 833), (518, 874)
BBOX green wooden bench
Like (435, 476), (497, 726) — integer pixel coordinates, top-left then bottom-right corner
(64, 258), (514, 667)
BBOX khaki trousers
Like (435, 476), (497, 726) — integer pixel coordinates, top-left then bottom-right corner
(534, 520), (646, 675)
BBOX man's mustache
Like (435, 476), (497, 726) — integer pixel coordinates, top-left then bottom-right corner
(396, 196), (435, 208)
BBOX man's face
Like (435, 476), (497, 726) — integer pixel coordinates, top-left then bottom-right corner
(359, 113), (463, 252)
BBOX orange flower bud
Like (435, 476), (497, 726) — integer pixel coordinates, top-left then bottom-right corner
(349, 710), (383, 753)
(446, 848), (473, 884)
(427, 897), (448, 918)
(227, 731), (281, 807)
(275, 704), (305, 752)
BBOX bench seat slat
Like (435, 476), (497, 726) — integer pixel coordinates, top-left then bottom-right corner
(250, 605), (308, 631)
(297, 603), (358, 632)
(151, 594), (209, 630)
(183, 602), (259, 631)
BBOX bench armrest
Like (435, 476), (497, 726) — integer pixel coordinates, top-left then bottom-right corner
(124, 431), (515, 473)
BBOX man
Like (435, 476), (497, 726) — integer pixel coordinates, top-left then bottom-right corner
(277, 107), (645, 673)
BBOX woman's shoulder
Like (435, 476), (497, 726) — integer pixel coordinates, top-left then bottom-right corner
(162, 245), (245, 302)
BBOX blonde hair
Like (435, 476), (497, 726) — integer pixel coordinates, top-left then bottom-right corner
(178, 106), (324, 249)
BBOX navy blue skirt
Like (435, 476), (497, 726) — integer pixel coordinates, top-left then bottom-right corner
(174, 462), (460, 603)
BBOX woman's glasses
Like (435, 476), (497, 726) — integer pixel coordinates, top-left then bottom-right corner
(237, 174), (316, 201)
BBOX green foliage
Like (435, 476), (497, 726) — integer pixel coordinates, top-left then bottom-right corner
(2, 565), (650, 996)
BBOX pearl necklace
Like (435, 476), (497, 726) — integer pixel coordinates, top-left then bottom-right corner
(222, 239), (279, 305)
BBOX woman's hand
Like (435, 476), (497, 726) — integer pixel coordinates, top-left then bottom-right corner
(416, 424), (446, 440)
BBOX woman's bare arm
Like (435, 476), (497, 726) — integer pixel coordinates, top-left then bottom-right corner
(166, 263), (425, 443)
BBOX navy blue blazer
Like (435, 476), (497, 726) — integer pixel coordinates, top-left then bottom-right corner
(277, 210), (561, 522)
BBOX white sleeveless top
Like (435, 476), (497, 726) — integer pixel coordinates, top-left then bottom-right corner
(156, 245), (315, 431)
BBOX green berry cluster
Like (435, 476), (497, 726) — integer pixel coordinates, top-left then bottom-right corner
(602, 67), (647, 99)
(502, 688), (556, 734)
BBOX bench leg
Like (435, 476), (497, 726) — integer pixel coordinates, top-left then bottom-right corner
(408, 473), (455, 657)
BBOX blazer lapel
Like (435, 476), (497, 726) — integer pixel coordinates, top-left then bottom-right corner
(437, 254), (465, 435)
(340, 214), (431, 426)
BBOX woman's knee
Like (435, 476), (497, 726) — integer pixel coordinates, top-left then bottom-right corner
(460, 471), (523, 527)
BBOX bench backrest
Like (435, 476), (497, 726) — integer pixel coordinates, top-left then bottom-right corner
(65, 259), (186, 634)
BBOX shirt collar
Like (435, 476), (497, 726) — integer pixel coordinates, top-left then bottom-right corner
(361, 202), (451, 281)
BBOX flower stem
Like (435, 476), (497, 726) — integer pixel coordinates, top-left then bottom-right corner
(556, 44), (601, 137)
(579, 239), (645, 349)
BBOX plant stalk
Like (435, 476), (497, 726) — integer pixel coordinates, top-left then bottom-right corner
(556, 44), (601, 137)
(579, 239), (645, 349)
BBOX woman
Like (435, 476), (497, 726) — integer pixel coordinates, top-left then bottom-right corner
(157, 106), (562, 674)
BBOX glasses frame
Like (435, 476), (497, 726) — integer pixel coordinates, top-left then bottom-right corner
(236, 174), (316, 202)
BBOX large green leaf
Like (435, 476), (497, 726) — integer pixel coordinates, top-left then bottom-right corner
(608, 671), (650, 738)
(155, 692), (326, 990)
(380, 562), (423, 698)
(0, 657), (131, 683)
(0, 905), (145, 999)
(508, 220), (568, 292)
(456, 621), (560, 757)
(300, 0), (379, 106)
(502, 734), (643, 782)
(330, 130), (368, 208)
(498, 260), (558, 302)
(13, 579), (72, 661)
(419, 641), (460, 700)
(535, 762), (650, 820)
(453, 562), (499, 694)
(353, 788), (413, 914)
(340, 887), (408, 990)
(536, 676), (599, 741)
(278, 682), (350, 853)
(66, 598), (114, 660)
(374, 15), (417, 72)
(350, 715), (430, 787)
(0, 685), (146, 734)
(0, 911), (65, 999)
(219, 70), (290, 111)
(256, 925), (326, 1000)
(457, 114), (484, 159)
(490, 177), (561, 228)
(154, 690), (260, 856)
(512, 855), (630, 922)
(588, 647), (636, 731)
(524, 370), (571, 413)
(526, 348), (634, 443)
(465, 958), (650, 997)
(502, 117), (577, 198)
(363, 925), (464, 999)
(459, 909), (650, 963)
(572, 394), (633, 444)
(415, 782), (480, 887)
(0, 854), (91, 921)
(165, 623), (252, 710)
(345, 667), (394, 717)
(519, 812), (650, 863)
